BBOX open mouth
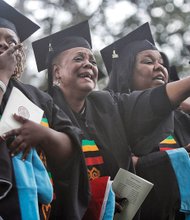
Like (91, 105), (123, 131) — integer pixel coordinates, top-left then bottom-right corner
(152, 75), (165, 82)
(79, 72), (93, 80)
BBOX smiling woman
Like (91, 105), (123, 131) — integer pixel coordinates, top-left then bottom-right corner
(51, 47), (98, 110)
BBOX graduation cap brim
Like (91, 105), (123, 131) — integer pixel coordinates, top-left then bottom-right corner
(32, 20), (91, 72)
(100, 22), (155, 74)
(0, 0), (40, 42)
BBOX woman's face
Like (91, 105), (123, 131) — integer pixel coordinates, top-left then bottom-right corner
(0, 27), (19, 53)
(52, 47), (98, 96)
(132, 50), (169, 90)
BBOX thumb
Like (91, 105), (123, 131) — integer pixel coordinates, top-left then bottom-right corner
(12, 113), (28, 124)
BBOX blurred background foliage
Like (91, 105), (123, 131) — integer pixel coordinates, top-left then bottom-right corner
(7, 0), (190, 90)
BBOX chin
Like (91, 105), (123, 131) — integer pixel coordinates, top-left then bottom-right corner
(81, 85), (94, 94)
(152, 82), (165, 88)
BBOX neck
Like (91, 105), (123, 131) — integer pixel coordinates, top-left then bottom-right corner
(61, 88), (86, 113)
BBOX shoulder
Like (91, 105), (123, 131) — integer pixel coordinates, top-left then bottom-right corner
(88, 90), (116, 104)
(11, 79), (54, 106)
(13, 80), (51, 98)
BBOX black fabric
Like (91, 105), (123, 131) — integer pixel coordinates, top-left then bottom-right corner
(51, 87), (133, 175)
(0, 79), (89, 220)
(0, 140), (22, 219)
(106, 40), (157, 93)
(0, 165), (22, 220)
(0, 85), (22, 219)
(128, 86), (175, 156)
(0, 141), (12, 198)
(136, 151), (181, 220)
(51, 85), (175, 220)
(0, 0), (39, 42)
(51, 85), (175, 170)
(100, 22), (155, 75)
(0, 17), (17, 34)
(174, 109), (190, 147)
(32, 20), (91, 72)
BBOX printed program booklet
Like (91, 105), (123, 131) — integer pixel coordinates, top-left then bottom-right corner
(113, 168), (154, 220)
(0, 87), (44, 135)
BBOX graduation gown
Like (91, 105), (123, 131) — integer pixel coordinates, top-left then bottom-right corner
(51, 84), (179, 220)
(0, 79), (88, 220)
(174, 109), (190, 147)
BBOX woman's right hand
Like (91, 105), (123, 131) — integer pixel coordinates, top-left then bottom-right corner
(115, 195), (128, 214)
(0, 43), (22, 83)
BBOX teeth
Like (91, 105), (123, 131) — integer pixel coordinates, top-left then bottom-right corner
(80, 73), (92, 79)
(153, 76), (164, 81)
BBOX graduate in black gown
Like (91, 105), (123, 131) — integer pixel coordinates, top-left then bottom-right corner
(101, 22), (190, 220)
(0, 1), (87, 219)
(102, 22), (190, 154)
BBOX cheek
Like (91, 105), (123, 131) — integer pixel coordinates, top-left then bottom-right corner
(133, 69), (153, 90)
(134, 67), (152, 80)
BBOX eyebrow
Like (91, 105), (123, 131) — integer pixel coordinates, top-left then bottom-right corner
(76, 51), (95, 59)
(141, 53), (163, 61)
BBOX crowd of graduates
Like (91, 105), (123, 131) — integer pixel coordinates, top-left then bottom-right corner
(1, 0), (190, 220)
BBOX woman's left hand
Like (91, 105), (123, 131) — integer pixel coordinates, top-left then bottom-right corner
(3, 114), (45, 160)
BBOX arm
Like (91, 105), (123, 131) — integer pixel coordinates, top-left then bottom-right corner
(166, 77), (190, 106)
(178, 98), (190, 114)
(4, 114), (74, 163)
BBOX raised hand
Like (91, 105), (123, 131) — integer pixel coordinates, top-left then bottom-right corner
(0, 44), (22, 82)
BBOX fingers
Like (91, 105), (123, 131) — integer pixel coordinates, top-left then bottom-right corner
(10, 142), (26, 157)
(6, 44), (22, 56)
(3, 127), (20, 139)
(6, 134), (30, 160)
(22, 147), (31, 161)
(8, 135), (23, 155)
(184, 143), (190, 157)
(115, 197), (128, 214)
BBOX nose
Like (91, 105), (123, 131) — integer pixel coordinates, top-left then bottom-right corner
(83, 59), (93, 69)
(153, 61), (164, 71)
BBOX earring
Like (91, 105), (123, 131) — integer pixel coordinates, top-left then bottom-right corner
(53, 78), (61, 87)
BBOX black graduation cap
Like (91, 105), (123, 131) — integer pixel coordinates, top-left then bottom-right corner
(169, 65), (179, 82)
(0, 0), (40, 42)
(32, 20), (92, 72)
(100, 22), (155, 75)
(160, 51), (170, 73)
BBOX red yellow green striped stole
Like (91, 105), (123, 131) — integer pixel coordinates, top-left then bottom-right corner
(82, 139), (104, 180)
(159, 135), (178, 151)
